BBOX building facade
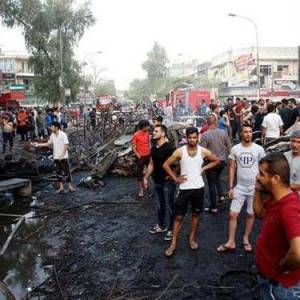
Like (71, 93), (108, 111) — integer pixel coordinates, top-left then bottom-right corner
(0, 50), (40, 106)
(198, 47), (299, 100)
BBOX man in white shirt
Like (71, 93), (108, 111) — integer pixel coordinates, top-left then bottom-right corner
(261, 103), (283, 144)
(32, 121), (75, 193)
(217, 125), (265, 253)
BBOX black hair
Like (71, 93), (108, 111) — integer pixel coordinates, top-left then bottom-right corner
(138, 120), (150, 129)
(219, 110), (226, 117)
(267, 103), (275, 113)
(281, 98), (288, 105)
(186, 127), (199, 136)
(51, 121), (61, 129)
(155, 124), (167, 136)
(239, 124), (252, 133)
(259, 152), (290, 186)
(289, 98), (297, 105)
(156, 115), (163, 122)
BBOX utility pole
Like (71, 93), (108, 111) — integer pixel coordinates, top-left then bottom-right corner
(229, 13), (260, 99)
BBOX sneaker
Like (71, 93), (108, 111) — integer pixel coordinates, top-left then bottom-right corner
(164, 231), (172, 241)
(149, 224), (167, 234)
(219, 196), (226, 202)
(138, 190), (144, 197)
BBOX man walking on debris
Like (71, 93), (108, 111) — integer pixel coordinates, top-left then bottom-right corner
(32, 121), (75, 193)
(132, 120), (151, 197)
(1, 113), (15, 153)
(201, 114), (231, 213)
(163, 127), (220, 257)
(217, 125), (265, 253)
(284, 130), (300, 192)
(254, 152), (300, 299)
(143, 125), (176, 241)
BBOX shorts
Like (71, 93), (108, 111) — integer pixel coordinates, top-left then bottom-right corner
(230, 187), (254, 214)
(54, 159), (72, 183)
(137, 155), (150, 181)
(175, 188), (204, 215)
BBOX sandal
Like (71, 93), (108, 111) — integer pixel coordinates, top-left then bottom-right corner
(165, 246), (176, 257)
(189, 239), (199, 251)
(216, 244), (235, 253)
(68, 189), (76, 193)
(56, 189), (64, 194)
(243, 243), (252, 252)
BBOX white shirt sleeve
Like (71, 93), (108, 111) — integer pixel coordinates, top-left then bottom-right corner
(261, 116), (267, 128)
(62, 132), (69, 145)
(48, 133), (53, 145)
(228, 146), (236, 160)
(278, 115), (284, 127)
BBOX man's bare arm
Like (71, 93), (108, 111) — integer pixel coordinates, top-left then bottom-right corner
(163, 149), (185, 183)
(253, 185), (265, 219)
(227, 159), (236, 199)
(279, 237), (300, 271)
(201, 147), (220, 173)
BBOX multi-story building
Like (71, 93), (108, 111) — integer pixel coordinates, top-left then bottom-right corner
(198, 47), (300, 100)
(0, 50), (39, 106)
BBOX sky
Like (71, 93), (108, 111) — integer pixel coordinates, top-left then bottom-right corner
(1, 0), (300, 90)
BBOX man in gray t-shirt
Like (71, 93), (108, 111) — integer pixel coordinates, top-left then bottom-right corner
(201, 114), (231, 213)
(284, 130), (300, 191)
(217, 125), (265, 253)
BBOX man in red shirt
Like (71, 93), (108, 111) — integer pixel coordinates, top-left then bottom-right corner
(132, 120), (151, 197)
(254, 152), (300, 299)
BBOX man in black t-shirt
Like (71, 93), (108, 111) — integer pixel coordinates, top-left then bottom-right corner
(144, 125), (176, 241)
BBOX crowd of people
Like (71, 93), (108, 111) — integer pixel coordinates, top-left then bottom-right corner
(0, 106), (74, 153)
(1, 96), (300, 298)
(132, 97), (300, 299)
(198, 97), (300, 144)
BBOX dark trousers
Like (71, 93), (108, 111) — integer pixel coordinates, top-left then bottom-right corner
(18, 126), (28, 141)
(206, 162), (225, 209)
(154, 181), (176, 230)
(2, 132), (13, 153)
(54, 159), (72, 183)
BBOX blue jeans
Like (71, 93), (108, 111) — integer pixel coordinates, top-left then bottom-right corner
(154, 181), (176, 230)
(206, 161), (225, 209)
(2, 132), (13, 153)
(258, 275), (300, 299)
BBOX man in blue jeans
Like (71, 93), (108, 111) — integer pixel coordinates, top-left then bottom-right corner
(200, 114), (231, 213)
(144, 125), (176, 241)
(254, 152), (300, 299)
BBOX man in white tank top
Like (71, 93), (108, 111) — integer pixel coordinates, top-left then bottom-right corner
(163, 127), (220, 257)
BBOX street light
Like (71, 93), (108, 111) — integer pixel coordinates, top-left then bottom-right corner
(59, 14), (93, 92)
(228, 13), (260, 98)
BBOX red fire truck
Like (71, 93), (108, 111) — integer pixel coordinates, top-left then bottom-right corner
(158, 88), (211, 113)
(94, 94), (115, 110)
(0, 89), (26, 109)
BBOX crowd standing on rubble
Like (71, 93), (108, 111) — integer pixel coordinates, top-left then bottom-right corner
(2, 97), (300, 298)
(133, 96), (300, 299)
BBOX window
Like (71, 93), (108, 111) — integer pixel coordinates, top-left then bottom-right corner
(277, 65), (289, 73)
(260, 65), (272, 76)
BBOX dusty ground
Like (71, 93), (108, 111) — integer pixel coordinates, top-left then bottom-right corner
(11, 171), (261, 300)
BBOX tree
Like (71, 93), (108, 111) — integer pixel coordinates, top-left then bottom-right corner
(95, 81), (116, 97)
(142, 42), (169, 97)
(0, 0), (95, 103)
(127, 79), (150, 103)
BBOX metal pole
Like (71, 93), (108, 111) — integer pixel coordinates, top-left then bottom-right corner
(229, 14), (260, 99)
